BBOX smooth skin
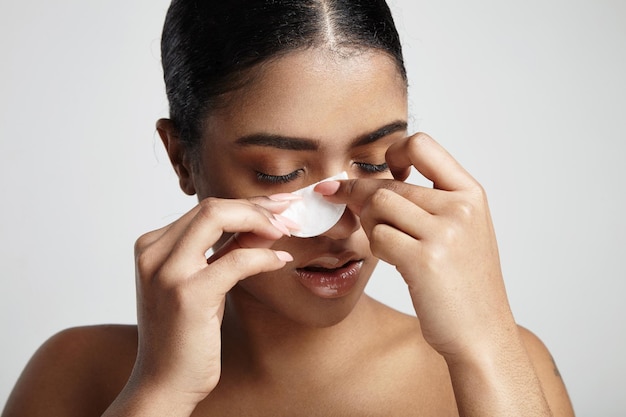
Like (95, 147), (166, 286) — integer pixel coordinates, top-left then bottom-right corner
(2, 49), (575, 416)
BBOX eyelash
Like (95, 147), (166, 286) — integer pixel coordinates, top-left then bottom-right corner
(256, 169), (304, 184)
(354, 162), (389, 174)
(256, 162), (388, 185)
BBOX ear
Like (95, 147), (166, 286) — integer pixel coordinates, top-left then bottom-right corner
(156, 118), (197, 196)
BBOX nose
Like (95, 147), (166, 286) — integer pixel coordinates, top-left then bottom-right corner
(319, 205), (360, 240)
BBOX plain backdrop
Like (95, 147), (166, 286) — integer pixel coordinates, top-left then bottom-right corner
(1, 1), (625, 415)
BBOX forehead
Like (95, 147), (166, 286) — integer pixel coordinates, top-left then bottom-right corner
(203, 48), (408, 145)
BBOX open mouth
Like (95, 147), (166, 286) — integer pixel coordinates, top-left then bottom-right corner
(295, 259), (364, 298)
(301, 260), (353, 273)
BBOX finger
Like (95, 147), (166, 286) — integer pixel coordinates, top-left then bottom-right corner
(168, 198), (288, 268)
(135, 224), (173, 256)
(196, 248), (293, 302)
(134, 205), (208, 277)
(367, 223), (422, 279)
(135, 204), (204, 254)
(154, 196), (291, 253)
(315, 178), (443, 215)
(386, 133), (476, 191)
(206, 230), (281, 264)
(358, 188), (434, 240)
(156, 195), (289, 254)
(141, 196), (296, 281)
(248, 195), (298, 214)
(206, 200), (300, 263)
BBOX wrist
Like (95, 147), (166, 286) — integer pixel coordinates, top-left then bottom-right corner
(441, 319), (523, 364)
(441, 325), (552, 416)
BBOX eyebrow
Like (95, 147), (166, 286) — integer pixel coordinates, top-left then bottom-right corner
(235, 134), (319, 151)
(352, 120), (407, 147)
(234, 120), (407, 151)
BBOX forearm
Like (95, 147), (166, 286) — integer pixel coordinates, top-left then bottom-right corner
(445, 330), (552, 417)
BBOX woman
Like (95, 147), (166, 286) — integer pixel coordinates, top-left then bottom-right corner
(3, 0), (574, 415)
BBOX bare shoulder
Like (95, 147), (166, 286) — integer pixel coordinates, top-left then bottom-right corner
(2, 324), (138, 417)
(364, 298), (424, 357)
(356, 299), (459, 415)
(517, 325), (576, 416)
(361, 301), (574, 416)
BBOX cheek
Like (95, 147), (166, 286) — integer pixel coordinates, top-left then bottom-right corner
(192, 163), (246, 200)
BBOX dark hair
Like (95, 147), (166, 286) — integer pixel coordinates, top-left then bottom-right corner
(161, 0), (406, 147)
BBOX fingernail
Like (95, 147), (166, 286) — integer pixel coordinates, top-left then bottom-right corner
(274, 214), (301, 231)
(269, 193), (302, 202)
(274, 250), (294, 262)
(314, 180), (341, 196)
(269, 217), (291, 236)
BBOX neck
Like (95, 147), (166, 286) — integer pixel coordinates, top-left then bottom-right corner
(221, 285), (378, 380)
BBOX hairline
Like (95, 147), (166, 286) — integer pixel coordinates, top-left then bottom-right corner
(185, 44), (407, 155)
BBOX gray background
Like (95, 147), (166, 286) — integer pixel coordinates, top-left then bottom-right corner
(1, 1), (624, 415)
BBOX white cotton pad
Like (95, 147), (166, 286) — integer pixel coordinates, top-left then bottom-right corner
(281, 172), (348, 238)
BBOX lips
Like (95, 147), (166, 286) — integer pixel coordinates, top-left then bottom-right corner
(295, 258), (364, 298)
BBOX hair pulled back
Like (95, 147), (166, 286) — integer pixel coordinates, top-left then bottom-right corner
(161, 0), (406, 147)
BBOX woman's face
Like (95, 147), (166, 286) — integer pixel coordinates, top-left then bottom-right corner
(191, 48), (408, 327)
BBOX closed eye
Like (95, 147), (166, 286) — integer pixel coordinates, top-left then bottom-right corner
(256, 169), (304, 184)
(354, 162), (389, 174)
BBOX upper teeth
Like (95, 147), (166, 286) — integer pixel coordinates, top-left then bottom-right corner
(308, 256), (340, 267)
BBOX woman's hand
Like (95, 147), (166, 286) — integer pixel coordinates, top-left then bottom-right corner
(107, 196), (295, 415)
(317, 132), (512, 357)
(317, 132), (556, 415)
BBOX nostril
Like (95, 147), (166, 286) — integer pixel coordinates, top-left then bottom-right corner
(319, 205), (361, 240)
